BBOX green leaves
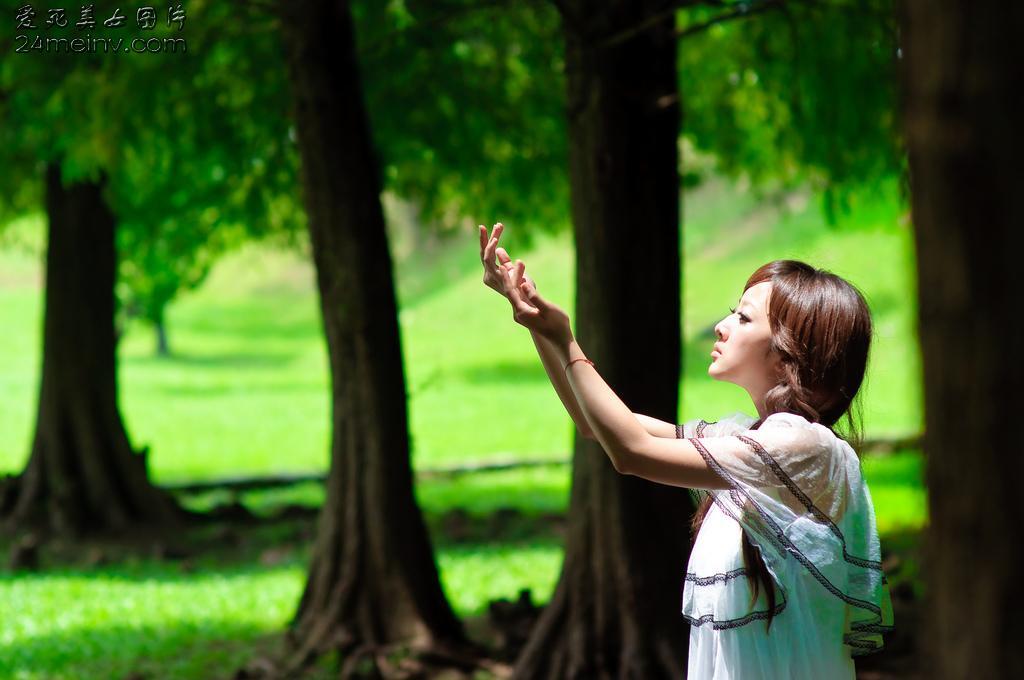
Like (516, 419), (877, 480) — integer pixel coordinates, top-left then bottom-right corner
(677, 0), (902, 219)
(354, 0), (568, 252)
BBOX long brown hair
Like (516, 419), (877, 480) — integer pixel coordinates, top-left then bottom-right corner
(690, 260), (871, 633)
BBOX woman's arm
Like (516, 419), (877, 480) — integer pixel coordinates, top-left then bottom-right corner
(632, 413), (677, 438)
(530, 328), (595, 440)
(481, 225), (595, 439)
(558, 336), (724, 485)
(501, 254), (712, 477)
(531, 329), (678, 441)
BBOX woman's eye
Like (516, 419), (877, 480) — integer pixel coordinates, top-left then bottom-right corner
(729, 307), (748, 323)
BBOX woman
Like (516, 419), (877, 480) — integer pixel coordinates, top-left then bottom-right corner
(478, 222), (894, 679)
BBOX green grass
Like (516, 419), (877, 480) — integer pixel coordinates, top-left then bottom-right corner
(0, 562), (305, 680)
(861, 449), (928, 533)
(0, 175), (923, 480)
(0, 465), (573, 679)
(0, 535), (566, 680)
(0, 453), (922, 679)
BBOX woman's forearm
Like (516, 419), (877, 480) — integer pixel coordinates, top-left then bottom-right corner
(529, 331), (676, 441)
(633, 413), (678, 438)
(555, 336), (651, 472)
(529, 329), (595, 439)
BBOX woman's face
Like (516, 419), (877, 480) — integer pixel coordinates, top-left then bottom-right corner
(708, 281), (781, 392)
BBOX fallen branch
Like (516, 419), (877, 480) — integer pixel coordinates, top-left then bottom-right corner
(163, 434), (922, 496)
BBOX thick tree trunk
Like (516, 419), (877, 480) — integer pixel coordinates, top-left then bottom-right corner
(513, 4), (690, 679)
(898, 2), (1024, 678)
(0, 163), (180, 536)
(277, 1), (480, 676)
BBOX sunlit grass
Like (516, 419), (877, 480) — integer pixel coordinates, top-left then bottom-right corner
(0, 448), (921, 679)
(0, 562), (304, 680)
(0, 177), (920, 481)
(201, 451), (926, 532)
(861, 449), (927, 533)
(0, 540), (562, 680)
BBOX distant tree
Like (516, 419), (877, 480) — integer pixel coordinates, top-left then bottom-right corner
(0, 161), (181, 534)
(0, 2), (299, 533)
(107, 6), (302, 355)
(897, 1), (1023, 677)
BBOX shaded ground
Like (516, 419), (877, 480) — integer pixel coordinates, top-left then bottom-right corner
(2, 496), (922, 679)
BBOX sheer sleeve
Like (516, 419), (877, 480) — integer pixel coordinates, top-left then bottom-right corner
(682, 411), (895, 656)
(675, 411), (757, 505)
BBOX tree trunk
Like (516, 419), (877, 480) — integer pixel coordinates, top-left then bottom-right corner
(898, 2), (1024, 678)
(0, 162), (181, 536)
(276, 1), (480, 675)
(513, 4), (690, 678)
(154, 318), (170, 358)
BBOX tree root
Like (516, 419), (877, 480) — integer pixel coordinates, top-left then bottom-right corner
(238, 636), (513, 680)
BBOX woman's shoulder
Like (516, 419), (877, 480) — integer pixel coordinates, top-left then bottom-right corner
(761, 412), (858, 464)
(762, 411), (839, 438)
(707, 411), (758, 433)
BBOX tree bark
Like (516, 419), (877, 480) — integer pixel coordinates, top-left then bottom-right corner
(898, 1), (1024, 678)
(0, 162), (181, 536)
(276, 1), (479, 675)
(512, 3), (690, 678)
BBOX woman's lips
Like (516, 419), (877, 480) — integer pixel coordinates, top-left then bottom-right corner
(710, 350), (721, 359)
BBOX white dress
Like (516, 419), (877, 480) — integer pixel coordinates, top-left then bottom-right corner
(676, 411), (895, 679)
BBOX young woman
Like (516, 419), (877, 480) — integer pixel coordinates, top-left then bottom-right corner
(478, 223), (894, 679)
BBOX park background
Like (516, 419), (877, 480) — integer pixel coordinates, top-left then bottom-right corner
(0, 0), (934, 678)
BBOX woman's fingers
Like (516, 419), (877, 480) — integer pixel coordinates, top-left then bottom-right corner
(520, 278), (541, 307)
(511, 261), (539, 314)
(495, 246), (512, 266)
(505, 261), (525, 303)
(490, 224), (505, 269)
(518, 267), (548, 311)
(480, 223), (507, 268)
(484, 236), (495, 267)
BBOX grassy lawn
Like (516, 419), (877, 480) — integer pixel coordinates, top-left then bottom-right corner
(0, 450), (925, 680)
(0, 175), (921, 480)
(0, 176), (926, 678)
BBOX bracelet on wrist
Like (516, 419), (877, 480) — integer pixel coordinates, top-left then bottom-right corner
(564, 358), (595, 373)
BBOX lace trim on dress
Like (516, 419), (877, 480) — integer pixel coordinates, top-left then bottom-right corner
(735, 433), (883, 571)
(676, 419), (716, 440)
(687, 436), (895, 654)
(682, 584), (789, 630)
(683, 419), (885, 574)
(685, 567), (749, 585)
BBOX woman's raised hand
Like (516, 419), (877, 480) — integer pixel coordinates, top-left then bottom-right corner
(503, 255), (573, 346)
(480, 223), (517, 297)
(479, 222), (571, 343)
